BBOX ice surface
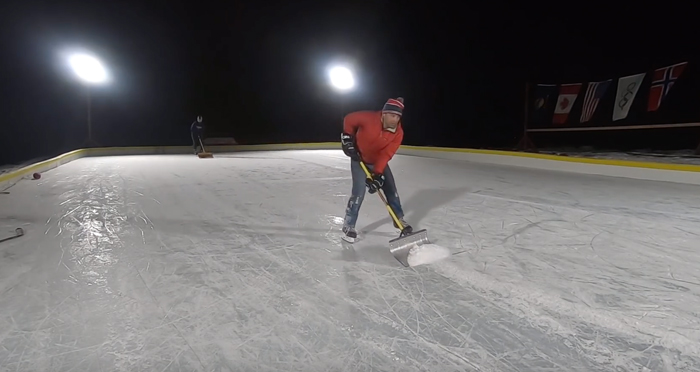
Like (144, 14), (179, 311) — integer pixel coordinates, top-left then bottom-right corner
(1, 149), (700, 371)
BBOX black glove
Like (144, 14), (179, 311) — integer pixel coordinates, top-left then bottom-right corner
(341, 132), (359, 160)
(365, 173), (385, 194)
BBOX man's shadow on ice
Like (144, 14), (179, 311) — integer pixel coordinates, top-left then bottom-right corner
(360, 186), (470, 235)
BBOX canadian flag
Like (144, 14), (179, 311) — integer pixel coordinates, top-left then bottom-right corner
(553, 83), (582, 124)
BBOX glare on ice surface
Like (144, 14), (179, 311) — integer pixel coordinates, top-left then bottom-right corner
(1, 149), (700, 371)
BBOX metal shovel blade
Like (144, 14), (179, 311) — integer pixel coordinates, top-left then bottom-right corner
(389, 229), (430, 267)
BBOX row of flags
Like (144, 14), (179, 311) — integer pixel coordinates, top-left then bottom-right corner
(533, 61), (688, 125)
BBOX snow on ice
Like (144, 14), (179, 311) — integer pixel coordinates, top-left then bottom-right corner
(407, 243), (451, 267)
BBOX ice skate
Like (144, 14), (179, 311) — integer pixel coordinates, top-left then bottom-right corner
(341, 226), (358, 243)
(393, 218), (413, 234)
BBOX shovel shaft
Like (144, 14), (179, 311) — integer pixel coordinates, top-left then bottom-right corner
(358, 160), (404, 230)
(356, 159), (430, 268)
(0, 228), (23, 243)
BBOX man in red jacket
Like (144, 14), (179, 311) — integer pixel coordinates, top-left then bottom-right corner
(340, 97), (412, 243)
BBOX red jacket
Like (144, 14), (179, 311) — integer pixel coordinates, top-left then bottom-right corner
(343, 110), (403, 174)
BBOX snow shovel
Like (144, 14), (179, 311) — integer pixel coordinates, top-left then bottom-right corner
(358, 160), (430, 267)
(197, 137), (213, 158)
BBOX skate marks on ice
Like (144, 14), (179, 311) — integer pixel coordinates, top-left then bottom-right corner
(423, 186), (700, 371)
(151, 153), (700, 370)
(323, 249), (621, 371)
(0, 166), (204, 371)
(176, 229), (616, 371)
(146, 219), (607, 367)
(215, 150), (350, 173)
(361, 187), (470, 236)
(432, 259), (700, 372)
(339, 241), (404, 267)
(320, 214), (397, 248)
(139, 225), (489, 371)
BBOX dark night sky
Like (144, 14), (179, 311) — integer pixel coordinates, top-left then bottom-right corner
(0, 1), (696, 166)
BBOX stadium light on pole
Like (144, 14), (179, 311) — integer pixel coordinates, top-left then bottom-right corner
(68, 53), (109, 147)
(328, 65), (355, 121)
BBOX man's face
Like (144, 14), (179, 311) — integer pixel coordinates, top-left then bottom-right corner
(382, 113), (401, 129)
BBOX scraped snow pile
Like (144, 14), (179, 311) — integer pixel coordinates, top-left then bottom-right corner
(407, 243), (451, 266)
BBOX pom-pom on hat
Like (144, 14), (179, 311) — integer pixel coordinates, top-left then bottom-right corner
(382, 97), (404, 116)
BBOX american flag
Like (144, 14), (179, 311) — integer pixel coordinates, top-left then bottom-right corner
(580, 80), (611, 123)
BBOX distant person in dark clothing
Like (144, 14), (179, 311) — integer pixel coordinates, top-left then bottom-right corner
(190, 115), (204, 154)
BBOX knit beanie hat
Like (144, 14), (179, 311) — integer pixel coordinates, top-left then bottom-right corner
(382, 97), (404, 116)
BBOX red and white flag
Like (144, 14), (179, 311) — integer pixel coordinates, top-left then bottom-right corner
(553, 83), (582, 124)
(580, 80), (611, 123)
(648, 62), (687, 112)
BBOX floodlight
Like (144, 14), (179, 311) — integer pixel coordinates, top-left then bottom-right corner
(328, 66), (355, 91)
(68, 53), (108, 84)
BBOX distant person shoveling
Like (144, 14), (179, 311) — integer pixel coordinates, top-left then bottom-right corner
(191, 115), (213, 158)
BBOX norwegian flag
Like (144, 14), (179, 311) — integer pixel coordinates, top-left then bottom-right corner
(580, 80), (611, 123)
(647, 62), (687, 112)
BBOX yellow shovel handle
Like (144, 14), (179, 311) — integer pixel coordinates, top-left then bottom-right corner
(358, 160), (404, 230)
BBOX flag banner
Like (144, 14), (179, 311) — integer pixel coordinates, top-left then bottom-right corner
(612, 73), (645, 121)
(580, 80), (612, 123)
(531, 84), (557, 126)
(553, 83), (582, 124)
(647, 62), (688, 112)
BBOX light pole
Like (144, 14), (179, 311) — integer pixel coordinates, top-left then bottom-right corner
(68, 53), (109, 147)
(328, 65), (355, 121)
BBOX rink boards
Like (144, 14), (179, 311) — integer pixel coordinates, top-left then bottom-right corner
(3, 142), (700, 190)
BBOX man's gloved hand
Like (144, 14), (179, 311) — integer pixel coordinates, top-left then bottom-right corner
(341, 132), (359, 160)
(365, 173), (385, 194)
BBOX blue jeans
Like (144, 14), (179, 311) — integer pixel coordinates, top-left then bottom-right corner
(343, 160), (404, 228)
